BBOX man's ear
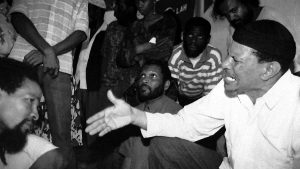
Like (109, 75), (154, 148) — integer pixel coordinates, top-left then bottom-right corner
(260, 61), (281, 80)
(164, 80), (171, 91)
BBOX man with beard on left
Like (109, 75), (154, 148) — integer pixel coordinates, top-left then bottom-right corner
(118, 60), (182, 169)
(0, 58), (68, 169)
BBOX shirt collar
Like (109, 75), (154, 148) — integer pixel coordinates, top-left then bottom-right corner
(142, 95), (167, 111)
(181, 45), (210, 64)
(260, 70), (293, 109)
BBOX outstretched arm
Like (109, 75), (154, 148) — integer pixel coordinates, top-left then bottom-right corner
(85, 90), (147, 137)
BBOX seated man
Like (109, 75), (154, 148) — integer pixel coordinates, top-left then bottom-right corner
(168, 17), (223, 106)
(86, 20), (300, 169)
(0, 58), (68, 169)
(119, 60), (182, 169)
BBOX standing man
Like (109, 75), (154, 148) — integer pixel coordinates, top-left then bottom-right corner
(212, 0), (300, 75)
(0, 58), (68, 169)
(8, 0), (88, 167)
(119, 60), (182, 169)
(168, 17), (223, 106)
(86, 20), (300, 169)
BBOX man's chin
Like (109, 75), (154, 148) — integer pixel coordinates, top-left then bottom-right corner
(225, 89), (238, 98)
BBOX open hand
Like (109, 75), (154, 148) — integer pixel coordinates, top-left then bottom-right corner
(85, 90), (134, 136)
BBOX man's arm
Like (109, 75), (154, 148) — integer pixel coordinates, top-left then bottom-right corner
(29, 149), (68, 169)
(85, 90), (147, 136)
(11, 12), (59, 77)
(53, 30), (87, 56)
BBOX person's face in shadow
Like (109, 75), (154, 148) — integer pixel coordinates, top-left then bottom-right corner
(136, 0), (154, 16)
(114, 0), (136, 26)
(218, 0), (253, 28)
(183, 26), (210, 58)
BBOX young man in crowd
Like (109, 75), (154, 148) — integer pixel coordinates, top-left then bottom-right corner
(119, 60), (182, 169)
(212, 0), (300, 75)
(8, 0), (89, 167)
(168, 17), (223, 106)
(86, 20), (300, 169)
(0, 58), (68, 169)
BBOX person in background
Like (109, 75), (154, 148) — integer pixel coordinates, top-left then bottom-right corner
(212, 0), (299, 75)
(258, 0), (300, 76)
(0, 0), (15, 58)
(0, 58), (69, 169)
(86, 20), (300, 169)
(133, 0), (177, 65)
(119, 60), (182, 169)
(8, 0), (88, 168)
(168, 17), (222, 106)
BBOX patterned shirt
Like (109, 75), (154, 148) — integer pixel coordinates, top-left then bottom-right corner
(168, 44), (223, 98)
(8, 0), (89, 74)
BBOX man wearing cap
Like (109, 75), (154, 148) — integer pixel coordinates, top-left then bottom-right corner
(85, 20), (300, 169)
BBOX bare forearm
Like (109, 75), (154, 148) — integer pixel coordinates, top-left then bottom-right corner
(11, 12), (51, 53)
(53, 30), (86, 55)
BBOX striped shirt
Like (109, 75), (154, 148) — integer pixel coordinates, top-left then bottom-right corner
(8, 0), (89, 75)
(168, 44), (223, 98)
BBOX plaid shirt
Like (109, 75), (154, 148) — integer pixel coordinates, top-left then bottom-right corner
(8, 0), (88, 74)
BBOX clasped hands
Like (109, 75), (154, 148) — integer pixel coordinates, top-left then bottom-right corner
(23, 47), (59, 78)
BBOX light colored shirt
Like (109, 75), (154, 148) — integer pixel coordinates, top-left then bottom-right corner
(141, 70), (300, 169)
(8, 0), (89, 74)
(0, 134), (57, 169)
(75, 10), (116, 89)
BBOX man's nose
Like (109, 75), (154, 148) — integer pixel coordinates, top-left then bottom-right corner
(222, 57), (232, 69)
(30, 106), (39, 121)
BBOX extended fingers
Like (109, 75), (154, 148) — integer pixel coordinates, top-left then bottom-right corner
(86, 110), (106, 124)
(85, 118), (106, 135)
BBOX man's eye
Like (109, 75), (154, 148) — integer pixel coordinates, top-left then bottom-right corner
(151, 74), (157, 78)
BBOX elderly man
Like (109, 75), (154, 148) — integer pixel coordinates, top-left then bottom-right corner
(0, 58), (68, 169)
(86, 20), (300, 169)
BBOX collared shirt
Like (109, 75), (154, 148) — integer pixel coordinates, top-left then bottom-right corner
(168, 44), (223, 98)
(136, 95), (182, 114)
(8, 0), (89, 75)
(0, 134), (57, 169)
(141, 71), (300, 169)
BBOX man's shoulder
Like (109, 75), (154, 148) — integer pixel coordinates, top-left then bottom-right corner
(159, 95), (182, 113)
(205, 45), (222, 60)
(169, 43), (186, 65)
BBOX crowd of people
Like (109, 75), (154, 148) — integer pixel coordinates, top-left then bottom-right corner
(0, 0), (299, 169)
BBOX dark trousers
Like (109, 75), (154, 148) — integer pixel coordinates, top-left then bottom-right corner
(37, 68), (76, 168)
(148, 137), (223, 169)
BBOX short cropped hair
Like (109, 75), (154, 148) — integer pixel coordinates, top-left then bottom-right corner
(142, 60), (171, 83)
(184, 17), (211, 36)
(0, 58), (38, 94)
(212, 0), (260, 19)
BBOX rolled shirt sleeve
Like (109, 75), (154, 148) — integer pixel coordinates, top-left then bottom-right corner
(141, 81), (227, 142)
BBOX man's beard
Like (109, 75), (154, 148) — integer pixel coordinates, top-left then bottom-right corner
(138, 84), (164, 102)
(0, 120), (28, 154)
